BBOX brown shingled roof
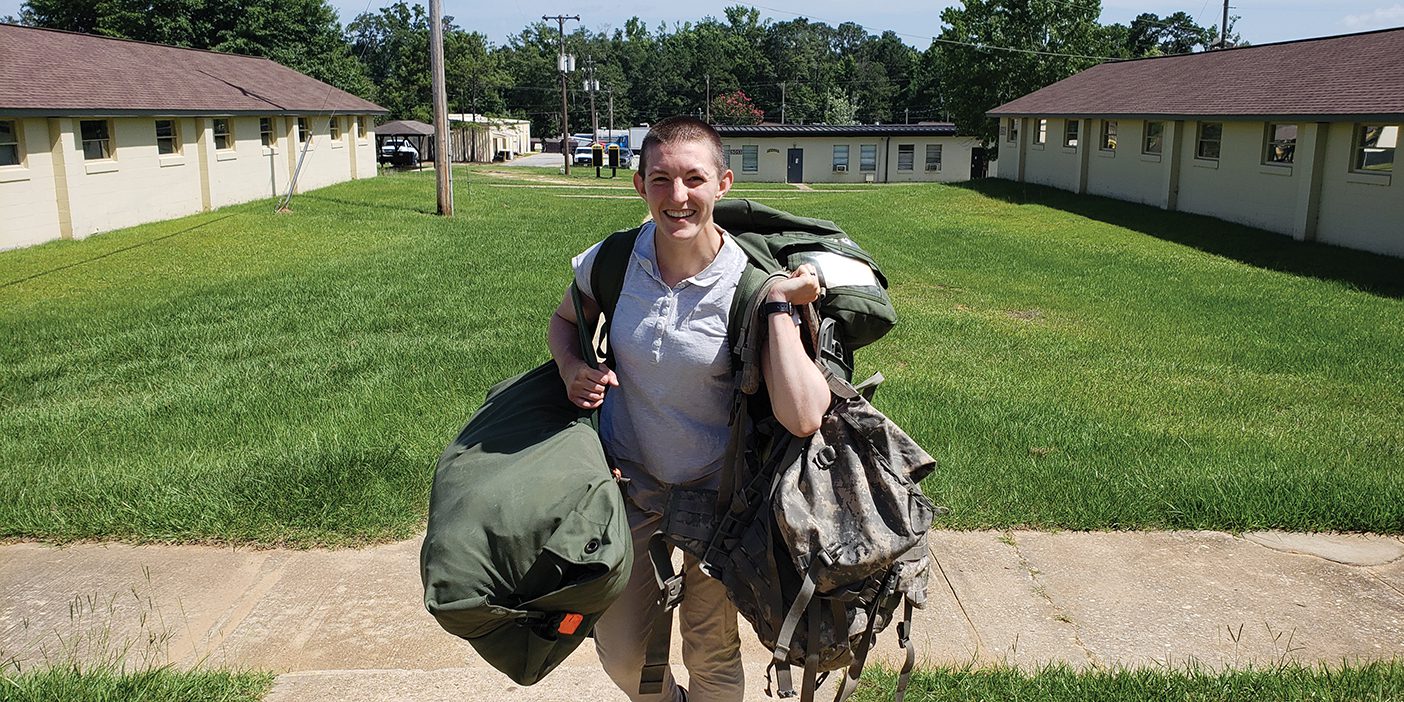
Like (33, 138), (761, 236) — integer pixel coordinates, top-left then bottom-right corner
(989, 27), (1404, 121)
(0, 24), (386, 116)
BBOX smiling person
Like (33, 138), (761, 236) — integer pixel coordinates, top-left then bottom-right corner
(546, 116), (829, 702)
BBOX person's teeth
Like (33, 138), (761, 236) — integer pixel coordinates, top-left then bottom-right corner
(664, 209), (694, 218)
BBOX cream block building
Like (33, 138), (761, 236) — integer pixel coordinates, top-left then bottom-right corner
(990, 28), (1404, 258)
(0, 24), (386, 250)
(714, 125), (983, 184)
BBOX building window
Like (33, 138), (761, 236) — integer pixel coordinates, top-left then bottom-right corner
(741, 144), (758, 173)
(925, 144), (942, 171)
(212, 118), (233, 150)
(79, 119), (112, 160)
(260, 117), (274, 147)
(1263, 123), (1296, 165)
(154, 119), (180, 155)
(897, 144), (914, 171)
(859, 144), (877, 171)
(297, 117), (311, 144)
(329, 117), (341, 141)
(1035, 119), (1047, 145)
(1007, 118), (1019, 144)
(0, 120), (22, 166)
(1143, 121), (1164, 154)
(832, 144), (849, 171)
(1063, 120), (1079, 148)
(358, 116), (370, 141)
(1100, 120), (1117, 151)
(1196, 122), (1222, 160)
(1353, 124), (1397, 173)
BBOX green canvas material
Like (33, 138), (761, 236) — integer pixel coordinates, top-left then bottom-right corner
(421, 361), (633, 686)
(589, 199), (896, 366)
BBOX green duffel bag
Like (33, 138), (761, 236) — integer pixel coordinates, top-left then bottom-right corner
(421, 358), (632, 686)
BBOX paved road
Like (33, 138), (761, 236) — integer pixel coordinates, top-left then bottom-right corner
(3, 531), (1401, 700)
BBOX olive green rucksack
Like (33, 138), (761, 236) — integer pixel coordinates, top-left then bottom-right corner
(420, 305), (633, 684)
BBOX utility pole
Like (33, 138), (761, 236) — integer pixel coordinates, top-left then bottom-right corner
(705, 74), (711, 123)
(544, 14), (579, 173)
(1218, 0), (1230, 49)
(905, 107), (909, 125)
(585, 55), (599, 143)
(429, 0), (452, 215)
(780, 82), (786, 125)
(607, 90), (615, 140)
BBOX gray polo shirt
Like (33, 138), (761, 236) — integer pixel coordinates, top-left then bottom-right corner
(573, 222), (747, 486)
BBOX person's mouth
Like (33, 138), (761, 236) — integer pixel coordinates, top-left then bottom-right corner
(662, 208), (696, 222)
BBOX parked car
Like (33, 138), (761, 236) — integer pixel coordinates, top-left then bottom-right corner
(574, 143), (633, 168)
(379, 138), (419, 166)
(574, 144), (596, 166)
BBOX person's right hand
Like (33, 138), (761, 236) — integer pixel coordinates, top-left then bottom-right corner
(564, 361), (619, 409)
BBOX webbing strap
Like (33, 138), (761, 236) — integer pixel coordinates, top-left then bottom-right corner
(800, 602), (820, 702)
(833, 574), (894, 702)
(640, 533), (681, 695)
(894, 599), (916, 702)
(772, 561), (821, 699)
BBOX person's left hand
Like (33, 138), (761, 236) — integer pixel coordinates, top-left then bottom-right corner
(767, 263), (822, 305)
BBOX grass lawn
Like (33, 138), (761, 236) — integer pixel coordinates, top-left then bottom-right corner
(0, 666), (272, 702)
(852, 661), (1404, 702)
(1, 166), (1401, 544)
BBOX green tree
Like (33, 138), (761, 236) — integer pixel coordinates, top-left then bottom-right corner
(934, 0), (1108, 154)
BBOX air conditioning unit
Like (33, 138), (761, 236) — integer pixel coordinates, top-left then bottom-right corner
(864, 174), (875, 183)
(833, 164), (848, 172)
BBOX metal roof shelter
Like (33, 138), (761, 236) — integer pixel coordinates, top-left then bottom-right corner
(375, 120), (435, 168)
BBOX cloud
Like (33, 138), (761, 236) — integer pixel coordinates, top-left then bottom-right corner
(1342, 5), (1404, 29)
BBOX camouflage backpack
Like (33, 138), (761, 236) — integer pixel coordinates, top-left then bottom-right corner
(590, 201), (938, 702)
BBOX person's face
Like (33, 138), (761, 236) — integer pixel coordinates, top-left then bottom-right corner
(634, 139), (733, 246)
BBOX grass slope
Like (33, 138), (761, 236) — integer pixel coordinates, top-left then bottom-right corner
(1, 167), (1400, 544)
(0, 666), (272, 702)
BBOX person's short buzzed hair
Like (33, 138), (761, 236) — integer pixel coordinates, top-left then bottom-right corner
(638, 116), (728, 177)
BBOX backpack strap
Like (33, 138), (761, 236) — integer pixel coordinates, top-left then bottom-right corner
(639, 531), (682, 695)
(588, 227), (642, 367)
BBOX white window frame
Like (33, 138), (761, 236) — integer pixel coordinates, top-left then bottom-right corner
(741, 144), (758, 173)
(329, 117), (341, 142)
(1196, 122), (1223, 161)
(1143, 121), (1164, 155)
(260, 117), (275, 148)
(1100, 120), (1117, 152)
(297, 117), (312, 144)
(925, 144), (942, 171)
(1063, 120), (1079, 148)
(1263, 123), (1296, 165)
(859, 144), (877, 172)
(832, 144), (849, 172)
(212, 118), (234, 151)
(1351, 123), (1396, 174)
(78, 119), (114, 161)
(0, 119), (24, 167)
(358, 116), (371, 142)
(896, 144), (914, 171)
(1034, 119), (1047, 146)
(1007, 118), (1019, 144)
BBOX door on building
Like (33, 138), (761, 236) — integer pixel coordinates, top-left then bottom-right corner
(787, 148), (803, 183)
(970, 147), (989, 178)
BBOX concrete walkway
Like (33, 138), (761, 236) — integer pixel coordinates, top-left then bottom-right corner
(2, 531), (1401, 700)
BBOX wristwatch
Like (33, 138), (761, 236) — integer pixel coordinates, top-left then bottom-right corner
(761, 301), (793, 317)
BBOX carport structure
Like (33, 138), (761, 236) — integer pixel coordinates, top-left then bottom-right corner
(376, 119), (434, 169)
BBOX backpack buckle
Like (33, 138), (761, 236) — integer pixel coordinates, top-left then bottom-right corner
(659, 574), (684, 610)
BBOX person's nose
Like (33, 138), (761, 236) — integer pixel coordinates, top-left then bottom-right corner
(669, 178), (688, 204)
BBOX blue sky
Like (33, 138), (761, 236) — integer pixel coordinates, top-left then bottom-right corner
(5, 0), (1402, 49)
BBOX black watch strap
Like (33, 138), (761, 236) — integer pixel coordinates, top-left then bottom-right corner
(761, 301), (793, 317)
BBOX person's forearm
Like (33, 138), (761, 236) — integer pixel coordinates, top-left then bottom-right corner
(762, 312), (829, 437)
(549, 312), (589, 381)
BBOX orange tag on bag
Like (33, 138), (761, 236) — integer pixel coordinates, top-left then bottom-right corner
(557, 612), (584, 636)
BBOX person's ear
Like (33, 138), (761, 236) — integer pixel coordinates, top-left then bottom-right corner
(717, 169), (734, 199)
(633, 170), (645, 198)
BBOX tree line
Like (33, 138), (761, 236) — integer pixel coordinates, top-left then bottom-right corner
(11, 0), (1241, 150)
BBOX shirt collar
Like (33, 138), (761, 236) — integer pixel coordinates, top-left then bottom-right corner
(634, 221), (744, 289)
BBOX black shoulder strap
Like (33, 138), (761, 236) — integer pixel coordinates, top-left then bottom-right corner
(587, 227), (642, 367)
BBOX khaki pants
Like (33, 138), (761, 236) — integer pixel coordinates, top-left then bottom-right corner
(594, 477), (745, 702)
